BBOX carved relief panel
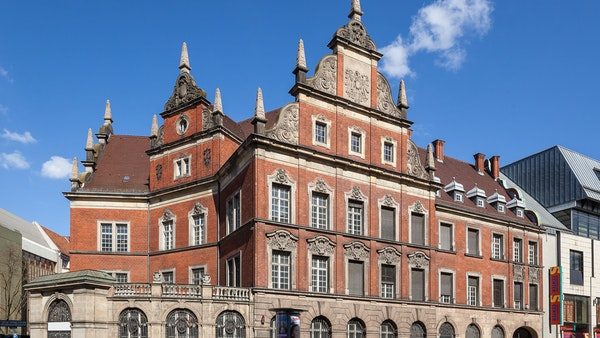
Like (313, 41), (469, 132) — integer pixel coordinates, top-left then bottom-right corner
(343, 56), (371, 106)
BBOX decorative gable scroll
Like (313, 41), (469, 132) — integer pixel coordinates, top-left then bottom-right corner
(266, 103), (299, 145)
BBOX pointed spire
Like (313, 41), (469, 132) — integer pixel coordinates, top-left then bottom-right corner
(397, 80), (409, 109)
(426, 144), (436, 171)
(70, 157), (79, 180)
(85, 128), (94, 150)
(103, 99), (112, 125)
(151, 115), (159, 137)
(179, 42), (191, 73)
(254, 87), (266, 120)
(297, 39), (307, 71)
(349, 0), (363, 21)
(214, 88), (223, 113)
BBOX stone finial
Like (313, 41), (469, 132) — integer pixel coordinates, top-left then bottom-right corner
(103, 99), (112, 125)
(297, 39), (307, 71)
(349, 0), (363, 21)
(151, 115), (159, 137)
(397, 80), (409, 109)
(85, 128), (94, 150)
(254, 87), (266, 121)
(426, 144), (436, 171)
(214, 88), (223, 113)
(70, 157), (79, 180)
(179, 42), (191, 73)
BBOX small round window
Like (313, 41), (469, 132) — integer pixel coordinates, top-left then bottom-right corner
(177, 117), (189, 135)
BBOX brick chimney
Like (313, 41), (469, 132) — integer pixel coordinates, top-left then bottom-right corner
(473, 153), (485, 174)
(432, 139), (445, 162)
(490, 155), (500, 180)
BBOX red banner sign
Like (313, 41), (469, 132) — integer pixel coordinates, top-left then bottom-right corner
(550, 266), (563, 325)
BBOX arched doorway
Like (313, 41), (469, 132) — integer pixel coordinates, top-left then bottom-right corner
(513, 327), (536, 338)
(47, 299), (71, 338)
(410, 321), (426, 338)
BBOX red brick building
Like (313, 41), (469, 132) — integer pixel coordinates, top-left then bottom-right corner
(59, 1), (543, 337)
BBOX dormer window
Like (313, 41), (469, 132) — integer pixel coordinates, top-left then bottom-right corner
(497, 204), (505, 213)
(476, 198), (485, 208)
(454, 193), (463, 202)
(487, 191), (507, 214)
(467, 186), (486, 208)
(516, 209), (524, 218)
(444, 178), (465, 203)
(507, 197), (526, 218)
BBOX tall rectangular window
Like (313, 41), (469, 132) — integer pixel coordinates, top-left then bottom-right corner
(492, 234), (504, 259)
(348, 260), (364, 296)
(101, 223), (113, 252)
(226, 191), (241, 234)
(311, 192), (329, 229)
(348, 200), (364, 235)
(174, 157), (190, 178)
(311, 256), (329, 293)
(439, 223), (453, 251)
(411, 268), (425, 301)
(467, 228), (479, 255)
(163, 220), (174, 250)
(440, 272), (453, 304)
(116, 224), (128, 252)
(383, 142), (394, 163)
(570, 250), (584, 285)
(513, 238), (523, 262)
(227, 255), (241, 287)
(467, 276), (479, 306)
(529, 284), (538, 311)
(350, 132), (362, 154)
(315, 121), (327, 144)
(271, 251), (291, 290)
(162, 271), (174, 284)
(380, 265), (396, 299)
(271, 184), (291, 223)
(493, 279), (504, 308)
(380, 207), (396, 240)
(192, 214), (205, 246)
(528, 242), (538, 265)
(411, 213), (425, 245)
(191, 267), (205, 285)
(514, 282), (523, 309)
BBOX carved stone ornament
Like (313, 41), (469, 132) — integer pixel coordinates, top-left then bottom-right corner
(307, 236), (336, 256)
(381, 195), (397, 207)
(266, 103), (299, 145)
(529, 266), (540, 284)
(306, 55), (337, 95)
(313, 178), (331, 193)
(203, 148), (212, 166)
(344, 69), (370, 105)
(377, 73), (404, 118)
(162, 208), (175, 221)
(407, 140), (429, 180)
(191, 202), (206, 216)
(272, 169), (292, 185)
(164, 72), (206, 111)
(266, 230), (299, 251)
(413, 201), (426, 214)
(378, 247), (401, 264)
(348, 186), (366, 201)
(151, 125), (164, 148)
(201, 273), (211, 285)
(408, 251), (430, 269)
(513, 264), (525, 282)
(48, 299), (71, 322)
(153, 271), (163, 283)
(335, 20), (377, 51)
(202, 107), (214, 130)
(156, 164), (163, 181)
(344, 241), (370, 261)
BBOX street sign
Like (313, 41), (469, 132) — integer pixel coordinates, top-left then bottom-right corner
(0, 320), (27, 327)
(549, 266), (563, 325)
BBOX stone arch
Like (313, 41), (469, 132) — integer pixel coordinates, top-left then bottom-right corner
(118, 308), (148, 338)
(43, 293), (73, 320)
(513, 326), (537, 338)
(465, 323), (482, 338)
(410, 321), (427, 338)
(310, 316), (332, 337)
(215, 310), (246, 337)
(165, 308), (199, 338)
(438, 321), (456, 338)
(114, 303), (153, 322)
(380, 319), (398, 337)
(492, 324), (506, 338)
(347, 317), (366, 336)
(161, 303), (201, 324)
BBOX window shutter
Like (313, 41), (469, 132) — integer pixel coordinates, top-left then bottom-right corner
(381, 265), (395, 284)
(411, 269), (425, 301)
(493, 279), (504, 307)
(411, 213), (425, 245)
(440, 224), (452, 250)
(468, 229), (479, 254)
(348, 261), (364, 296)
(514, 283), (522, 302)
(441, 273), (452, 296)
(529, 284), (538, 310)
(381, 207), (395, 240)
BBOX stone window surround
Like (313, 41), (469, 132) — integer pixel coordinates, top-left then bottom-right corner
(377, 246), (402, 299)
(407, 251), (430, 302)
(491, 274), (507, 308)
(345, 186), (369, 236)
(96, 220), (131, 252)
(266, 230), (298, 290)
(438, 268), (456, 304)
(512, 237), (523, 263)
(160, 268), (176, 283)
(173, 154), (192, 179)
(267, 169), (296, 224)
(378, 195), (400, 241)
(465, 226), (482, 256)
(176, 114), (189, 135)
(466, 272), (483, 307)
(490, 232), (505, 260)
(408, 201), (429, 246)
(343, 241), (370, 296)
(438, 220), (455, 252)
(306, 236), (336, 294)
(158, 210), (176, 251)
(528, 241), (538, 266)
(188, 203), (208, 246)
(226, 189), (242, 235)
(312, 114), (332, 149)
(308, 178), (334, 230)
(188, 264), (207, 284)
(226, 251), (242, 287)
(103, 270), (130, 283)
(348, 126), (366, 159)
(380, 136), (397, 167)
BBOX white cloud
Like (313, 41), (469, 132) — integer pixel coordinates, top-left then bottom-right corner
(0, 104), (7, 115)
(41, 156), (72, 179)
(1, 129), (37, 144)
(381, 0), (493, 78)
(0, 151), (30, 170)
(0, 66), (12, 82)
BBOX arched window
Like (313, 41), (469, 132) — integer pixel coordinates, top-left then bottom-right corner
(119, 308), (148, 338)
(439, 322), (455, 338)
(347, 318), (365, 338)
(310, 316), (331, 338)
(380, 320), (397, 338)
(492, 325), (505, 338)
(216, 311), (246, 338)
(48, 299), (71, 338)
(466, 324), (481, 338)
(410, 321), (426, 338)
(166, 309), (198, 338)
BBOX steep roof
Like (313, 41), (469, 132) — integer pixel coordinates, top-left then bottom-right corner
(0, 208), (57, 262)
(558, 145), (600, 202)
(81, 135), (150, 193)
(42, 226), (70, 256)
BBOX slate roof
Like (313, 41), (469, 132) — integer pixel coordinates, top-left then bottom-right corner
(42, 226), (70, 256)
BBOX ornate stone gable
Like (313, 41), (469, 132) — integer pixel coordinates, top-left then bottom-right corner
(412, 201), (426, 214)
(201, 107), (214, 130)
(164, 72), (206, 112)
(344, 241), (370, 261)
(266, 103), (299, 145)
(334, 20), (377, 51)
(266, 230), (298, 251)
(376, 73), (404, 118)
(191, 202), (206, 216)
(307, 236), (336, 256)
(408, 251), (430, 268)
(407, 140), (429, 180)
(348, 186), (367, 201)
(306, 55), (337, 95)
(344, 68), (370, 105)
(381, 194), (398, 208)
(312, 178), (332, 193)
(271, 169), (292, 185)
(162, 208), (175, 221)
(377, 247), (401, 264)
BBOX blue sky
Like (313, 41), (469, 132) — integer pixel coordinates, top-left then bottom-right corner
(1, 1), (599, 235)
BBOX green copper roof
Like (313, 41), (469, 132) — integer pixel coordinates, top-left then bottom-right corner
(25, 269), (115, 290)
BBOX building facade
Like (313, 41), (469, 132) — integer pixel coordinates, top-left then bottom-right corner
(29, 1), (543, 337)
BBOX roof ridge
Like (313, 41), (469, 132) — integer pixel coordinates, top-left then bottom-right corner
(557, 145), (600, 166)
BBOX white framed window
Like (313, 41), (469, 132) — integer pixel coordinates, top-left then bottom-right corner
(226, 254), (241, 287)
(411, 268), (426, 301)
(439, 222), (453, 251)
(347, 260), (364, 296)
(381, 137), (397, 166)
(454, 193), (464, 202)
(467, 275), (479, 306)
(161, 269), (174, 284)
(189, 266), (205, 285)
(467, 228), (480, 256)
(379, 195), (399, 241)
(476, 198), (485, 208)
(311, 255), (329, 293)
(271, 250), (291, 290)
(315, 122), (327, 144)
(311, 192), (330, 229)
(492, 233), (504, 260)
(492, 277), (506, 308)
(380, 264), (396, 299)
(528, 241), (538, 265)
(348, 127), (365, 158)
(226, 190), (241, 234)
(271, 183), (291, 223)
(516, 209), (524, 218)
(312, 115), (331, 148)
(98, 221), (129, 252)
(439, 271), (454, 304)
(174, 156), (191, 178)
(163, 220), (174, 250)
(191, 214), (204, 246)
(498, 204), (505, 213)
(410, 212), (425, 245)
(104, 271), (129, 283)
(347, 200), (364, 235)
(513, 238), (522, 263)
(514, 282), (523, 309)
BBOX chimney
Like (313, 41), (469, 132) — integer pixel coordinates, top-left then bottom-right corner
(474, 153), (485, 174)
(433, 139), (445, 162)
(490, 155), (500, 180)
